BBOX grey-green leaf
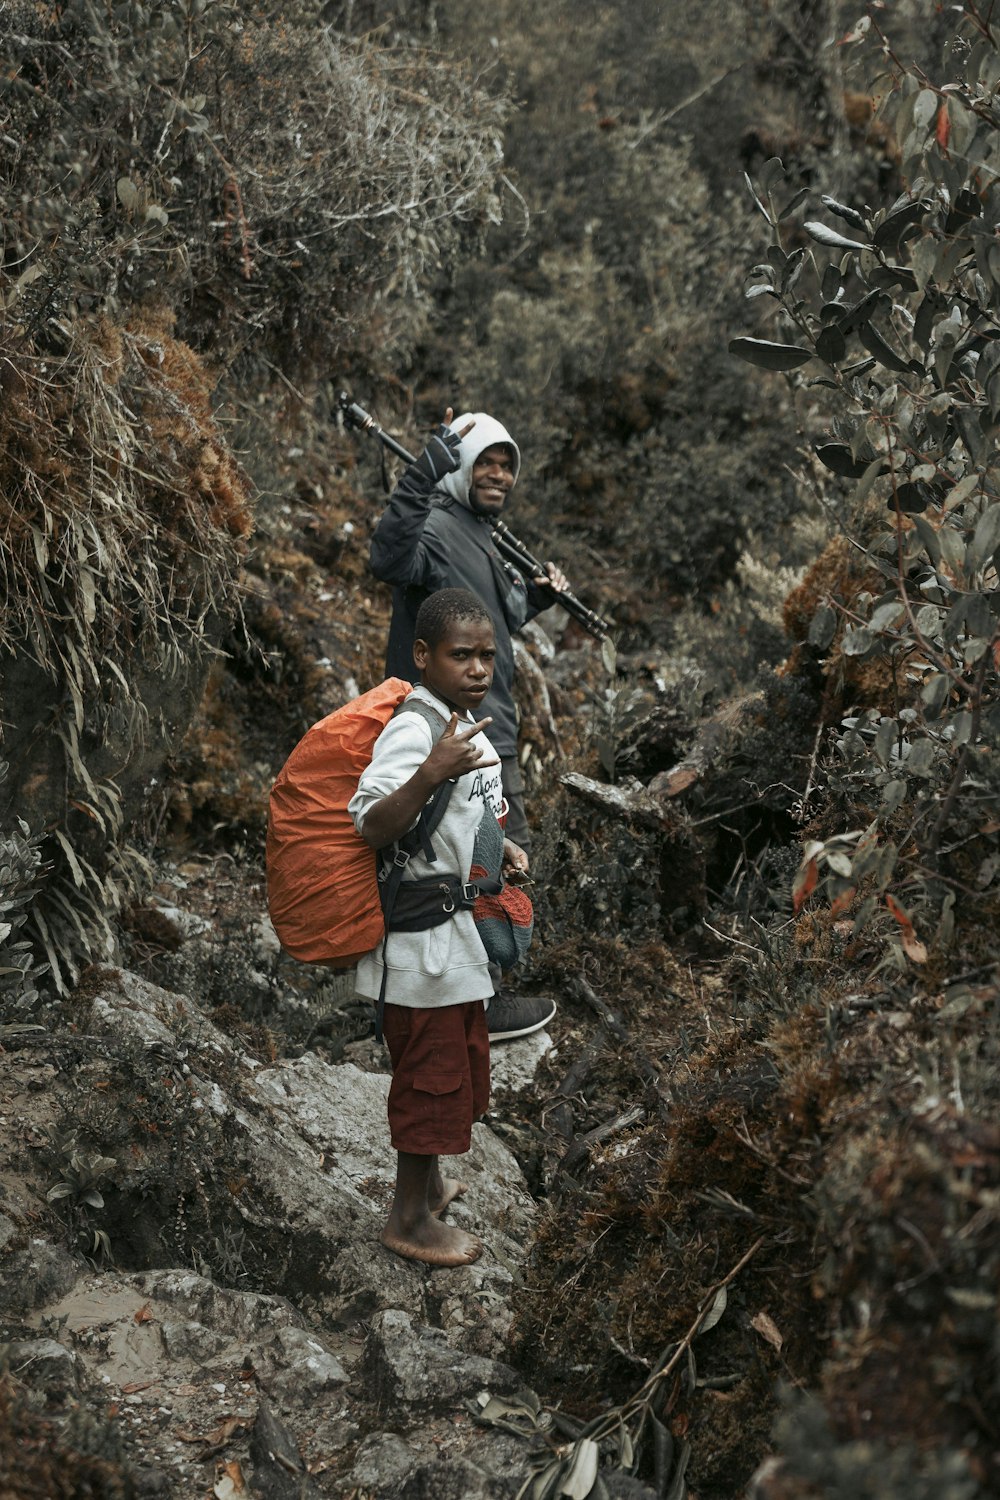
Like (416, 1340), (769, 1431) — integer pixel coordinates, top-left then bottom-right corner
(728, 337), (813, 370)
(808, 604), (837, 648)
(842, 626), (874, 656)
(820, 195), (867, 230)
(664, 1441), (691, 1500)
(872, 198), (929, 253)
(815, 443), (873, 478)
(816, 324), (846, 366)
(743, 172), (772, 223)
(858, 321), (914, 374)
(803, 220), (868, 251)
(698, 1285), (727, 1336)
(967, 503), (1000, 573)
(558, 1439), (600, 1499)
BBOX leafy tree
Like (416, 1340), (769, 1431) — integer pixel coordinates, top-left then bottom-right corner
(732, 5), (1000, 965)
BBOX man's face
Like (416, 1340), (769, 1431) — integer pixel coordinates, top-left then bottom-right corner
(468, 443), (515, 516)
(415, 617), (497, 715)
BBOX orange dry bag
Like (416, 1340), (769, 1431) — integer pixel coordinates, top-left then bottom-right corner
(265, 678), (414, 965)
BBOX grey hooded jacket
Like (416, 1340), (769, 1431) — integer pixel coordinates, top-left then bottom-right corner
(369, 413), (548, 758)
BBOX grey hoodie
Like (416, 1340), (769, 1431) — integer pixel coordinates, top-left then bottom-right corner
(369, 414), (545, 759)
(436, 413), (522, 504)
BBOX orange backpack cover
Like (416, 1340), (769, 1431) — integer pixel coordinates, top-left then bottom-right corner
(266, 678), (413, 964)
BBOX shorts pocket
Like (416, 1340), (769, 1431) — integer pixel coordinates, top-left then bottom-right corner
(413, 1069), (464, 1097)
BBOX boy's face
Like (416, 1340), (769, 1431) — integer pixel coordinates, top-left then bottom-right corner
(414, 617), (496, 715)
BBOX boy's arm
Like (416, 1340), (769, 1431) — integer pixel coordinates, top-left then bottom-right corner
(358, 712), (499, 850)
(502, 837), (530, 878)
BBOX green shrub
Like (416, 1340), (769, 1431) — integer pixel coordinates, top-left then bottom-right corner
(0, 0), (509, 377)
(731, 7), (1000, 957)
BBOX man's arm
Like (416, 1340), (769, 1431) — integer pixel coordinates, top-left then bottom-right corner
(525, 562), (571, 616)
(369, 412), (472, 586)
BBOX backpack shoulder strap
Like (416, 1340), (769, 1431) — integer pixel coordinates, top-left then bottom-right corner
(394, 696), (449, 737)
(393, 698), (455, 859)
(372, 699), (454, 1045)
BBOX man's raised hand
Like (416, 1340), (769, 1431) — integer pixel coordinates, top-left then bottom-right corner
(412, 408), (478, 486)
(443, 407), (476, 440)
(426, 713), (499, 781)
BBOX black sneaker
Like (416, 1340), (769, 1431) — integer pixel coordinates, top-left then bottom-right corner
(486, 991), (557, 1043)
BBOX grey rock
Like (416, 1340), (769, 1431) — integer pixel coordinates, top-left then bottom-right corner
(264, 1324), (349, 1407)
(253, 1057), (536, 1245)
(249, 1397), (318, 1499)
(89, 971), (237, 1060)
(133, 1466), (174, 1498)
(314, 1241), (427, 1327)
(341, 1032), (389, 1074)
(489, 1028), (554, 1098)
(3, 954), (551, 1500)
(458, 1119), (537, 1248)
(253, 915), (283, 970)
(361, 1308), (520, 1415)
(310, 1193), (520, 1361)
(270, 1322), (346, 1368)
(84, 974), (534, 1322)
(253, 1054), (397, 1212)
(131, 1270), (303, 1343)
(470, 1427), (544, 1477)
(87, 976), (368, 1299)
(0, 1237), (81, 1314)
(436, 1277), (515, 1360)
(5, 1336), (84, 1399)
(399, 1455), (517, 1500)
(347, 1433), (421, 1498)
(148, 901), (211, 940)
(158, 1319), (232, 1363)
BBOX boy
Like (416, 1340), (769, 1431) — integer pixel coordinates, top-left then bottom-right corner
(349, 588), (528, 1267)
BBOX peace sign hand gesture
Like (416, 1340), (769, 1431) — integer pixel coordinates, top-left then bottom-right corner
(426, 713), (499, 783)
(412, 409), (478, 486)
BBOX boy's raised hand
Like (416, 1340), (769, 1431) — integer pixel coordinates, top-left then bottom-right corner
(426, 713), (499, 782)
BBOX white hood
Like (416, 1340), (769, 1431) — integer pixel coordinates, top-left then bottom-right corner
(437, 413), (521, 508)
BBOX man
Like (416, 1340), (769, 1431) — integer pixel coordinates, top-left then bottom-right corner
(369, 408), (568, 859)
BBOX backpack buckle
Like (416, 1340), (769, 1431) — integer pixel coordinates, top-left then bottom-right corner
(461, 882), (479, 905)
(392, 849), (411, 869)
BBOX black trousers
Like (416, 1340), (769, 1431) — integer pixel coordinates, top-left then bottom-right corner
(500, 756), (530, 855)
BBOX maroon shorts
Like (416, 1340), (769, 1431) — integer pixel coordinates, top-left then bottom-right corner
(382, 1000), (490, 1157)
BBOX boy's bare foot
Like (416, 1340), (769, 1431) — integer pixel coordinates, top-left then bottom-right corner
(429, 1175), (468, 1216)
(381, 1212), (483, 1268)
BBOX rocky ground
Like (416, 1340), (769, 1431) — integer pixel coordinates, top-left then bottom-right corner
(0, 873), (571, 1500)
